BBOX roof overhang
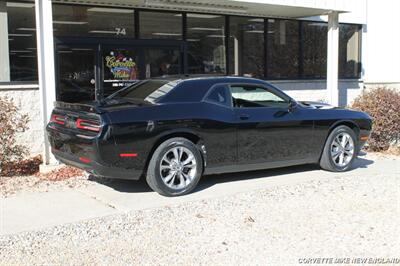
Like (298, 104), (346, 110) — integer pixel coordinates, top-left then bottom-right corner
(52, 0), (350, 19)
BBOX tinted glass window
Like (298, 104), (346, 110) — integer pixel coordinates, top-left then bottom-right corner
(52, 5), (135, 38)
(109, 80), (180, 103)
(230, 85), (287, 108)
(206, 85), (229, 106)
(303, 21), (327, 78)
(2, 1), (38, 82)
(144, 48), (181, 78)
(339, 24), (361, 78)
(266, 19), (300, 79)
(140, 11), (182, 40)
(229, 17), (264, 78)
(187, 13), (226, 74)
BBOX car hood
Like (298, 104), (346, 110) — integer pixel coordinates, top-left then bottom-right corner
(299, 101), (335, 109)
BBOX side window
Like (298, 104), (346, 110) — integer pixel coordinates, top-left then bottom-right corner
(230, 85), (287, 108)
(205, 85), (230, 107)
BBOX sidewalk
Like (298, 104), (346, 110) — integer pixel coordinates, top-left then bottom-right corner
(1, 153), (398, 236)
(1, 190), (119, 235)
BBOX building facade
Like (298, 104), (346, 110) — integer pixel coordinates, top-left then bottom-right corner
(0, 0), (399, 165)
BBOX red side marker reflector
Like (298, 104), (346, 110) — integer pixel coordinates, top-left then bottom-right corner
(120, 153), (138, 158)
(79, 157), (92, 163)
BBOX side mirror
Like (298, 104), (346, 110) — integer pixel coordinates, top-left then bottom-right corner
(288, 99), (298, 112)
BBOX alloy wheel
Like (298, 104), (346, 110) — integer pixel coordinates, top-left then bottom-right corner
(330, 132), (355, 167)
(159, 146), (197, 190)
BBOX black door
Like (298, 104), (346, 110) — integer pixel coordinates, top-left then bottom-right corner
(230, 84), (314, 165)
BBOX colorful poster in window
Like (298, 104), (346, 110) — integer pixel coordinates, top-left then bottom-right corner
(105, 51), (138, 80)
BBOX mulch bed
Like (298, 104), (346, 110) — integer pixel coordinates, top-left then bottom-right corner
(1, 155), (84, 181)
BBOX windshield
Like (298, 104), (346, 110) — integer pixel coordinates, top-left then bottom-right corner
(107, 80), (181, 104)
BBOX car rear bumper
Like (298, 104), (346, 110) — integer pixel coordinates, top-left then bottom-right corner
(47, 126), (143, 180)
(52, 149), (142, 180)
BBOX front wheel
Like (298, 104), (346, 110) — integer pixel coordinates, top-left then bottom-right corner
(146, 137), (203, 197)
(320, 125), (357, 172)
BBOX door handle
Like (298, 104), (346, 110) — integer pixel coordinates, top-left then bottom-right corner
(239, 114), (250, 120)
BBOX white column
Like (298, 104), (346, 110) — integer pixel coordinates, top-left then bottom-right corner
(0, 2), (10, 81)
(35, 0), (57, 165)
(234, 37), (239, 75)
(327, 11), (339, 106)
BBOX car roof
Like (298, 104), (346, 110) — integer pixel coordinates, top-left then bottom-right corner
(151, 75), (264, 83)
(156, 76), (269, 103)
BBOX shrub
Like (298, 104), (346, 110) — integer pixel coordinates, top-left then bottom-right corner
(0, 97), (29, 174)
(350, 87), (400, 151)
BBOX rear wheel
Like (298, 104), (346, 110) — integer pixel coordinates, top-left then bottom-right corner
(146, 137), (203, 196)
(320, 125), (357, 172)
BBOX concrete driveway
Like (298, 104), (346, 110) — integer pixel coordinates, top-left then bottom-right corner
(0, 153), (395, 236)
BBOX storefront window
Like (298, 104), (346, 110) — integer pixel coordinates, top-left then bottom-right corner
(187, 13), (226, 74)
(229, 17), (264, 78)
(266, 19), (300, 79)
(52, 5), (135, 38)
(302, 21), (327, 78)
(339, 24), (361, 78)
(1, 1), (37, 82)
(144, 48), (181, 78)
(139, 11), (182, 40)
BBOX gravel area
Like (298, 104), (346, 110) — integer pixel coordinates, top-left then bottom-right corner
(1, 167), (399, 265)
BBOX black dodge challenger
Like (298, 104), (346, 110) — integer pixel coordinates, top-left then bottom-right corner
(47, 77), (372, 196)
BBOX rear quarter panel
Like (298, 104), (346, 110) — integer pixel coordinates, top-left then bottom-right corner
(106, 102), (237, 175)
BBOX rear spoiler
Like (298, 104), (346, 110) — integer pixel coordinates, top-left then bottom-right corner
(54, 101), (104, 113)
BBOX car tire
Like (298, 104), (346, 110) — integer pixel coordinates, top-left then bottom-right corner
(146, 137), (204, 197)
(320, 125), (357, 172)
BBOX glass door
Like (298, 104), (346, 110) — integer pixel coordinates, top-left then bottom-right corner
(56, 45), (97, 103)
(102, 47), (142, 97)
(55, 38), (185, 103)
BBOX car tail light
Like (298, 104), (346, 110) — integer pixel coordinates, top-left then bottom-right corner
(76, 118), (101, 132)
(79, 157), (92, 163)
(50, 114), (65, 125)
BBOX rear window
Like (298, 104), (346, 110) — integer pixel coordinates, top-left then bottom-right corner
(205, 85), (230, 107)
(108, 80), (181, 103)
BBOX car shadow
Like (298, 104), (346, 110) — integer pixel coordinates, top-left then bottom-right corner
(89, 156), (375, 194)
